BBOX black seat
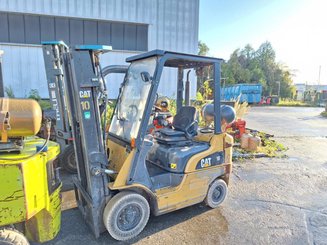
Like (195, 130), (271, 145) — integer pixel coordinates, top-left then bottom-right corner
(154, 106), (198, 145)
(172, 106), (198, 138)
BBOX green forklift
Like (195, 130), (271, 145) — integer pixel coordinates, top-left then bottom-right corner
(0, 98), (62, 244)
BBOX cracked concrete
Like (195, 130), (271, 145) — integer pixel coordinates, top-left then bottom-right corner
(42, 106), (327, 245)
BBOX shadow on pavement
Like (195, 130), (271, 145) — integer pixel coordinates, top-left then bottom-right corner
(44, 201), (227, 245)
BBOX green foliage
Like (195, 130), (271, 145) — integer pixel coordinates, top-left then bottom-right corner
(198, 79), (213, 100)
(4, 86), (15, 98)
(168, 99), (177, 116)
(277, 99), (312, 107)
(221, 41), (295, 98)
(258, 132), (287, 157)
(198, 41), (209, 56)
(197, 41), (212, 93)
(259, 139), (287, 157)
(196, 92), (204, 102)
(321, 111), (327, 117)
(38, 100), (52, 110)
(103, 101), (116, 126)
(203, 80), (213, 100)
(26, 89), (52, 109)
(27, 89), (41, 101)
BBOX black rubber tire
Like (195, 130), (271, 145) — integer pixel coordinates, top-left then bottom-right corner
(205, 179), (228, 208)
(103, 191), (150, 241)
(0, 228), (29, 245)
(60, 144), (77, 173)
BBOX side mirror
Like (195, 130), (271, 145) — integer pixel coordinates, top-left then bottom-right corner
(141, 71), (152, 83)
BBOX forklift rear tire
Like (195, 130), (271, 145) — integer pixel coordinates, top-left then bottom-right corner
(0, 228), (29, 245)
(205, 179), (228, 208)
(61, 144), (77, 173)
(103, 191), (150, 241)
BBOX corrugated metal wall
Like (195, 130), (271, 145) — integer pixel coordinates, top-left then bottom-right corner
(0, 0), (199, 98)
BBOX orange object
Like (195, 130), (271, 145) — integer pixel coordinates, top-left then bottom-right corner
(131, 138), (136, 148)
(234, 119), (246, 139)
(226, 119), (246, 139)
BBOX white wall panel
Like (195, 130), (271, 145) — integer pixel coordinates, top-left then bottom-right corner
(0, 0), (199, 98)
(0, 44), (138, 98)
(0, 44), (47, 97)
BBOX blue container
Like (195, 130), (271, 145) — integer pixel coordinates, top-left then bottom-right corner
(221, 84), (262, 103)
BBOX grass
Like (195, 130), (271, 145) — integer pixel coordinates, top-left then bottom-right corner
(257, 140), (287, 157)
(257, 131), (287, 157)
(321, 111), (327, 117)
(258, 132), (287, 157)
(277, 99), (312, 107)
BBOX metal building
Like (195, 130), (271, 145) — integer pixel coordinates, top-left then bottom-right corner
(0, 0), (199, 99)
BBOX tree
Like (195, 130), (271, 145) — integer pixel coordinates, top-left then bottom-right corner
(221, 41), (295, 98)
(198, 41), (209, 56)
(197, 41), (211, 92)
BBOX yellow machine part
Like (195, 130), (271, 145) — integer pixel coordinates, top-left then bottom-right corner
(0, 98), (42, 137)
(0, 137), (61, 243)
(109, 132), (234, 215)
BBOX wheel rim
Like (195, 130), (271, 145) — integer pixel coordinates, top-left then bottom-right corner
(212, 185), (223, 203)
(117, 204), (142, 231)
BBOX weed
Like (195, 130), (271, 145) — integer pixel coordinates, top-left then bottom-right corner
(277, 99), (312, 107)
(5, 86), (15, 98)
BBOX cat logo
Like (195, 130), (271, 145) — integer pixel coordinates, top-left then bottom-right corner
(79, 90), (91, 98)
(200, 157), (212, 168)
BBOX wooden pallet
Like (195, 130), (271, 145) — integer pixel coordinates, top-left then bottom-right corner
(61, 190), (77, 211)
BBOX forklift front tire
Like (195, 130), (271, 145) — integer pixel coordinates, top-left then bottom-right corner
(61, 144), (77, 173)
(103, 191), (150, 241)
(205, 179), (228, 208)
(0, 228), (29, 245)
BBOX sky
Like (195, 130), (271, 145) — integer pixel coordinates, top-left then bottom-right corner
(199, 0), (327, 84)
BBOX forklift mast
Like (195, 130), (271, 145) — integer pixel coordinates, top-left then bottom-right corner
(65, 46), (114, 237)
(42, 42), (72, 151)
(42, 43), (114, 237)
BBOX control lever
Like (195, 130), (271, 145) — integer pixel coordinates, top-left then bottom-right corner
(91, 167), (116, 176)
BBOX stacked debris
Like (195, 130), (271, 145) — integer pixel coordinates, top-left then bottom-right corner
(226, 99), (287, 159)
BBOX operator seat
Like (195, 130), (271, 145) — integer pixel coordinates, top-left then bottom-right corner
(154, 106), (198, 145)
(148, 106), (209, 174)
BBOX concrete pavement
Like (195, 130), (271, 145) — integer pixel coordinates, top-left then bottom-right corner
(44, 106), (327, 245)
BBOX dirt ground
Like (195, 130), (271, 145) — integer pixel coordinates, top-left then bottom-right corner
(44, 106), (327, 245)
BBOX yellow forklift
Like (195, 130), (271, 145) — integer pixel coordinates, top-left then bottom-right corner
(105, 51), (235, 240)
(42, 44), (235, 241)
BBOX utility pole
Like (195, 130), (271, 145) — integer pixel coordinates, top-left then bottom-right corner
(318, 65), (321, 90)
(221, 77), (228, 99)
(0, 50), (4, 97)
(276, 81), (280, 97)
